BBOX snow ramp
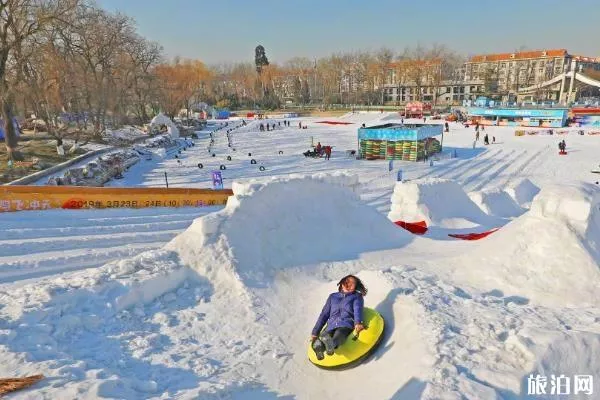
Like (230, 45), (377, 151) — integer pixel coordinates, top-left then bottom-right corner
(468, 189), (525, 218)
(336, 111), (394, 125)
(505, 178), (540, 208)
(168, 173), (413, 287)
(447, 183), (600, 307)
(388, 178), (500, 229)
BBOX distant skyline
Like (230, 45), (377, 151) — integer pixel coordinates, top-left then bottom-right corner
(97, 0), (600, 65)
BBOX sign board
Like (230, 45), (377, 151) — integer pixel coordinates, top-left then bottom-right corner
(0, 186), (233, 213)
(212, 171), (224, 190)
(467, 107), (567, 119)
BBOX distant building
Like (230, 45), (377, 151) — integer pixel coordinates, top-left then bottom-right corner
(465, 49), (600, 103)
(376, 59), (482, 106)
(382, 80), (484, 105)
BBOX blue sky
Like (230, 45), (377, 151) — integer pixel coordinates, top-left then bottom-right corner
(97, 0), (599, 65)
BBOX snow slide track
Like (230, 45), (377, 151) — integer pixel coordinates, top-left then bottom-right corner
(0, 207), (217, 283)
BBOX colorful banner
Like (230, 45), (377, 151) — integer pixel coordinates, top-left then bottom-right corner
(468, 107), (568, 118)
(573, 115), (600, 127)
(0, 186), (233, 213)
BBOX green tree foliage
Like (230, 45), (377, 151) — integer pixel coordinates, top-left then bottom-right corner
(255, 45), (269, 75)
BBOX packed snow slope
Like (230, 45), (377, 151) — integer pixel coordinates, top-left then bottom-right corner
(388, 178), (504, 230)
(441, 183), (600, 308)
(1, 112), (600, 399)
(168, 173), (413, 288)
(6, 113), (598, 283)
(0, 207), (218, 287)
(1, 173), (600, 399)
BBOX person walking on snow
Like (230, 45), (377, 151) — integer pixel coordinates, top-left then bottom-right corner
(324, 145), (332, 160)
(316, 142), (322, 155)
(311, 275), (366, 360)
(484, 133), (489, 145)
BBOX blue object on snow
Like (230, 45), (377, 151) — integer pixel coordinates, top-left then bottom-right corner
(0, 118), (21, 140)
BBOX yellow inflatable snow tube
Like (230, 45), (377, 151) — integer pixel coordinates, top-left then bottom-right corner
(307, 307), (385, 369)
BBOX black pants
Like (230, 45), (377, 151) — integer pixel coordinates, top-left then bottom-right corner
(321, 327), (353, 349)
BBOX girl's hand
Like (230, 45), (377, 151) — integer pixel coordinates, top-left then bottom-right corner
(354, 323), (365, 333)
(310, 335), (318, 342)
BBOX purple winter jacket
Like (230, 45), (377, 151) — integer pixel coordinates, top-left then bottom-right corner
(311, 291), (364, 336)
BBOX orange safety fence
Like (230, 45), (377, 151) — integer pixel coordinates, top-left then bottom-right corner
(0, 186), (233, 212)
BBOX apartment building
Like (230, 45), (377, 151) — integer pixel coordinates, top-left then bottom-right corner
(379, 60), (483, 105)
(464, 49), (600, 102)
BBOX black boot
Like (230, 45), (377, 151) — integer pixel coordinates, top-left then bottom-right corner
(312, 339), (325, 360)
(321, 335), (335, 356)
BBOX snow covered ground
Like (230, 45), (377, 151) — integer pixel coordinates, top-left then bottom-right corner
(0, 112), (599, 399)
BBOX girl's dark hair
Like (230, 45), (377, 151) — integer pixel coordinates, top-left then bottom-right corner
(337, 275), (367, 296)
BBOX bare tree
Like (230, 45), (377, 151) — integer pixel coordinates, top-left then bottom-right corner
(0, 0), (78, 160)
(374, 48), (394, 105)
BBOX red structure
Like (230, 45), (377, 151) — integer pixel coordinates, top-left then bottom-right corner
(394, 220), (428, 235)
(404, 102), (432, 118)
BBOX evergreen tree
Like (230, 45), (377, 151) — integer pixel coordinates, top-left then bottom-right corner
(255, 45), (269, 75)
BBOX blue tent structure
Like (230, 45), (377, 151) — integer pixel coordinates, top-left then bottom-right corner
(212, 109), (231, 120)
(0, 118), (21, 140)
(358, 123), (443, 161)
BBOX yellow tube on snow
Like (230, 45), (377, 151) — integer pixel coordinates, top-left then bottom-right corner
(307, 307), (385, 369)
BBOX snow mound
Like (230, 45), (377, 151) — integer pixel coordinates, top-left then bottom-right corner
(0, 249), (213, 398)
(526, 329), (600, 396)
(380, 112), (403, 121)
(388, 178), (496, 228)
(150, 112), (179, 138)
(337, 111), (393, 125)
(168, 173), (412, 287)
(529, 183), (600, 262)
(469, 189), (525, 218)
(449, 183), (600, 307)
(506, 178), (540, 208)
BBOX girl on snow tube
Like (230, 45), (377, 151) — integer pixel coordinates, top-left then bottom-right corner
(310, 275), (367, 360)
